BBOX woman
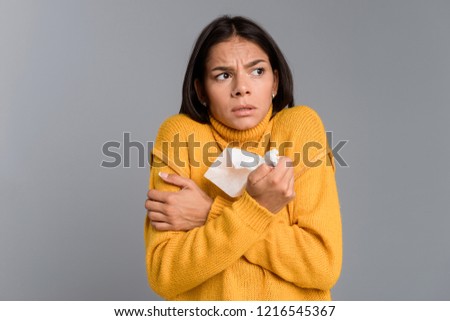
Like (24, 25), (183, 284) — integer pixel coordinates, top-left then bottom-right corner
(144, 15), (342, 300)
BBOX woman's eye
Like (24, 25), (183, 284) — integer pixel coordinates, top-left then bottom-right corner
(251, 68), (265, 76)
(216, 73), (230, 80)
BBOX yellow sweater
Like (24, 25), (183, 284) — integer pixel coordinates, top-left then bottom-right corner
(144, 106), (342, 300)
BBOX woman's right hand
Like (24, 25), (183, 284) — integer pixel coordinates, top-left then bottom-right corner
(245, 156), (296, 214)
(145, 173), (212, 231)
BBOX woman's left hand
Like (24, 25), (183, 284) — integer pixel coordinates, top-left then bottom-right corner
(145, 172), (213, 231)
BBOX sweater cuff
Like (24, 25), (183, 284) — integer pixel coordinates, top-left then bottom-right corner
(207, 195), (233, 222)
(231, 191), (275, 234)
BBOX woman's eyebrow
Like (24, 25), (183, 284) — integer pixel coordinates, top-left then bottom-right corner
(244, 59), (267, 68)
(210, 59), (268, 72)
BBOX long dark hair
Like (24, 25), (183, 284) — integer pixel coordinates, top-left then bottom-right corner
(179, 15), (294, 123)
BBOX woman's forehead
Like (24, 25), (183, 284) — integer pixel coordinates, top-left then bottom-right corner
(205, 37), (269, 66)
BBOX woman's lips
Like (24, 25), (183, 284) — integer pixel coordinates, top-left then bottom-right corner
(232, 105), (255, 116)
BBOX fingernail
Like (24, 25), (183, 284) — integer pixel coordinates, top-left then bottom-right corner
(158, 172), (168, 179)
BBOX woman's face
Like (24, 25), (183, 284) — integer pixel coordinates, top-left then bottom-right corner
(196, 36), (278, 131)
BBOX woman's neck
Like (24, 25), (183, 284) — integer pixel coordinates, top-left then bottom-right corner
(209, 106), (274, 153)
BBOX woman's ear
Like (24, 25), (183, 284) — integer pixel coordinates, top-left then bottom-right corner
(194, 79), (207, 106)
(272, 70), (279, 97)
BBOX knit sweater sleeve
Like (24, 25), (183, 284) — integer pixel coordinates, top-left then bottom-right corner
(243, 107), (343, 290)
(144, 115), (275, 299)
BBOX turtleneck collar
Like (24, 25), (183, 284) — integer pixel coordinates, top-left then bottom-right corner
(209, 105), (274, 151)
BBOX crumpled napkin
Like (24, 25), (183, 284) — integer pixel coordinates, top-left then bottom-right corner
(204, 148), (279, 197)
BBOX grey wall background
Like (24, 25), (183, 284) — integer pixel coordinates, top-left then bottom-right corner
(1, 0), (449, 300)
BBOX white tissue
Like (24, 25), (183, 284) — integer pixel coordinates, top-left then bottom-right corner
(204, 148), (279, 197)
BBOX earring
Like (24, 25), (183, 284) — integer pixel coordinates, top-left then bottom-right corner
(202, 101), (207, 107)
(272, 93), (276, 99)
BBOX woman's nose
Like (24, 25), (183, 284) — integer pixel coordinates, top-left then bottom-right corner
(231, 73), (250, 97)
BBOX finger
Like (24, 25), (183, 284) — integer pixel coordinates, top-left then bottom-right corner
(277, 156), (295, 176)
(148, 211), (169, 223)
(147, 189), (177, 203)
(145, 199), (167, 213)
(287, 175), (296, 198)
(150, 220), (173, 231)
(158, 172), (192, 189)
(270, 156), (293, 182)
(280, 158), (295, 184)
(276, 156), (294, 169)
(248, 163), (273, 185)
